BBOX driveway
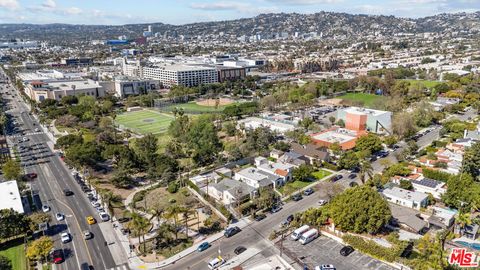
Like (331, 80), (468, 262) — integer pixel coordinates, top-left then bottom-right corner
(281, 235), (395, 270)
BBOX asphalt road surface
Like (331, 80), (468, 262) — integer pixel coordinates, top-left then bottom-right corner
(0, 73), (119, 270)
(163, 187), (327, 270)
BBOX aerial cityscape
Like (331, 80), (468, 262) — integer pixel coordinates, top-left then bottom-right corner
(0, 1), (480, 270)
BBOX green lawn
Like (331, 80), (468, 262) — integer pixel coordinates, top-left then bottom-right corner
(402, 79), (441, 89)
(0, 239), (26, 270)
(165, 102), (231, 113)
(312, 169), (332, 180)
(116, 109), (175, 135)
(279, 169), (332, 195)
(337, 93), (385, 108)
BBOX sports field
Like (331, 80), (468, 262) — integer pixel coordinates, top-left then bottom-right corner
(337, 93), (385, 108)
(116, 109), (174, 135)
(165, 101), (230, 113)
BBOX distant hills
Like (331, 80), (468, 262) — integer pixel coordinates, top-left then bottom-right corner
(0, 11), (479, 41)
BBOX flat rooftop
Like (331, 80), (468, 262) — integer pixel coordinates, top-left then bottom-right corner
(311, 129), (357, 144)
(343, 106), (391, 116)
(0, 180), (24, 214)
(383, 186), (428, 202)
(47, 80), (101, 90)
(146, 64), (216, 72)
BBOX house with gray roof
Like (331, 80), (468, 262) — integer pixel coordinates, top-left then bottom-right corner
(389, 203), (429, 234)
(234, 166), (281, 189)
(209, 178), (256, 205)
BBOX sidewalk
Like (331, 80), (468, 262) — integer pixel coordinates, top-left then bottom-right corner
(111, 217), (251, 269)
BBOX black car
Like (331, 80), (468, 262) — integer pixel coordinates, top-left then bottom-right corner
(224, 226), (241, 238)
(340, 246), (354, 256)
(291, 194), (303, 201)
(349, 182), (358, 187)
(281, 214), (295, 226)
(118, 217), (131, 223)
(63, 189), (74, 196)
(234, 246), (247, 255)
(331, 175), (343, 182)
(348, 173), (357, 179)
(254, 214), (266, 221)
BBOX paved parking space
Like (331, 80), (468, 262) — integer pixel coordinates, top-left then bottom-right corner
(282, 235), (394, 270)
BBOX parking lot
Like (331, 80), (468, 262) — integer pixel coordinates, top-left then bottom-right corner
(281, 235), (394, 270)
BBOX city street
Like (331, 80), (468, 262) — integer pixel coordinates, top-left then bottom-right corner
(163, 186), (328, 270)
(0, 73), (126, 270)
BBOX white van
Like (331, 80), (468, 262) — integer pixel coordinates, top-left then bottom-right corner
(208, 256), (226, 269)
(291, 225), (310, 240)
(299, 228), (318, 245)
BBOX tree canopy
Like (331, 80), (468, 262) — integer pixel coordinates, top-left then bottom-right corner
(326, 186), (391, 234)
(2, 159), (21, 180)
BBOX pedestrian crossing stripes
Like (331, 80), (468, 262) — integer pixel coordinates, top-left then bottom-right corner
(107, 264), (130, 270)
(10, 131), (44, 138)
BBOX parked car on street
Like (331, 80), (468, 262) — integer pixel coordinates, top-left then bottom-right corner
(197, 241), (210, 252)
(303, 188), (314, 196)
(224, 226), (241, 238)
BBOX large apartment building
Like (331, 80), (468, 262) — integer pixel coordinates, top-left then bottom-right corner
(142, 64), (218, 87)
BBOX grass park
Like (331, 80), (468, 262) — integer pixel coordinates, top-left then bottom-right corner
(338, 93), (386, 108)
(115, 109), (175, 135)
(0, 239), (26, 270)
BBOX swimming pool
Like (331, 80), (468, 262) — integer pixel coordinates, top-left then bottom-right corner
(454, 241), (480, 251)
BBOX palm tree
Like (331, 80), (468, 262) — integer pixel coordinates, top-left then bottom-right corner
(456, 212), (472, 234)
(182, 207), (194, 238)
(358, 159), (373, 184)
(98, 189), (120, 217)
(128, 212), (150, 254)
(164, 205), (183, 240)
(149, 203), (164, 224)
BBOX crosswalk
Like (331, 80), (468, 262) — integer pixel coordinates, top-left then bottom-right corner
(10, 131), (44, 138)
(107, 264), (130, 270)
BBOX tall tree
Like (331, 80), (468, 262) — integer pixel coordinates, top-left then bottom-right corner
(26, 236), (54, 262)
(135, 134), (158, 168)
(2, 159), (21, 180)
(358, 159), (373, 184)
(128, 212), (150, 254)
(326, 186), (391, 234)
(355, 133), (383, 154)
(462, 142), (480, 179)
(164, 205), (183, 240)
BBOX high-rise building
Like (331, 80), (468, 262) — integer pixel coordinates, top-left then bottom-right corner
(142, 64), (218, 87)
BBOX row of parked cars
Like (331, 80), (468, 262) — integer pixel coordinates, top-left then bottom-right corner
(72, 171), (110, 224)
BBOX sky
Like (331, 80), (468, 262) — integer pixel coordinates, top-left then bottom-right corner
(0, 0), (479, 25)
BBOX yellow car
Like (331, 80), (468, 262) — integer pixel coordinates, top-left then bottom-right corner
(86, 216), (96, 225)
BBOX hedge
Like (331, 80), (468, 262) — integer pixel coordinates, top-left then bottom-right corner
(322, 162), (339, 171)
(422, 168), (451, 182)
(342, 234), (406, 263)
(186, 180), (200, 193)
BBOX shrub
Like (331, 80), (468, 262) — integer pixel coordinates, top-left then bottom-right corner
(132, 190), (147, 204)
(322, 161), (339, 171)
(342, 234), (407, 262)
(167, 181), (179, 194)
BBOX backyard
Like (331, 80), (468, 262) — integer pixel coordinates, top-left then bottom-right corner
(115, 109), (175, 135)
(338, 93), (386, 108)
(0, 238), (26, 270)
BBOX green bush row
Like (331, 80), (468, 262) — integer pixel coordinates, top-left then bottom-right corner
(342, 234), (406, 262)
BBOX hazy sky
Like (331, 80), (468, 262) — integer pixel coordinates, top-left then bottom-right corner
(0, 0), (479, 25)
